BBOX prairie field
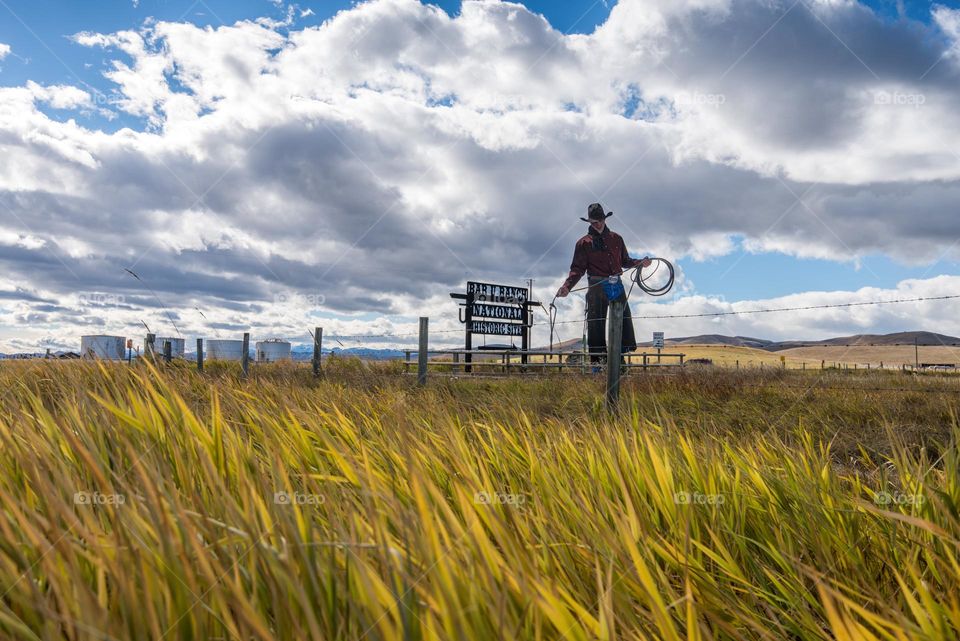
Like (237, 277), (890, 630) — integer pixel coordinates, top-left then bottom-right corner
(776, 345), (960, 368)
(640, 344), (960, 368)
(0, 359), (958, 640)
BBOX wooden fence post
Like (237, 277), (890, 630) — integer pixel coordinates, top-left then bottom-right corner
(196, 338), (203, 372)
(163, 340), (172, 363)
(145, 333), (156, 360)
(605, 299), (625, 412)
(418, 317), (428, 385)
(241, 332), (250, 377)
(313, 327), (322, 377)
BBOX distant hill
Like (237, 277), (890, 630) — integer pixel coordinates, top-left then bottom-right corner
(762, 331), (960, 351)
(540, 331), (960, 352)
(638, 334), (773, 349)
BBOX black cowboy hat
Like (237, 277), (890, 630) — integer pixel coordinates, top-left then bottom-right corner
(580, 202), (613, 222)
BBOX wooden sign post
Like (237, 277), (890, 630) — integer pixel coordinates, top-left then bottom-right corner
(606, 299), (625, 412)
(313, 327), (322, 377)
(241, 332), (250, 377)
(418, 317), (428, 385)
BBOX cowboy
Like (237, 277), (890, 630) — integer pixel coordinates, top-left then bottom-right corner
(556, 203), (651, 362)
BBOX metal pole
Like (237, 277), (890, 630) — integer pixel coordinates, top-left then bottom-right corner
(464, 294), (473, 374)
(163, 340), (172, 363)
(313, 327), (322, 377)
(196, 338), (203, 372)
(418, 317), (428, 385)
(241, 332), (250, 377)
(521, 304), (529, 369)
(606, 298), (625, 412)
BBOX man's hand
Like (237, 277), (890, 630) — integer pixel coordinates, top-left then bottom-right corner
(556, 285), (570, 298)
(640, 257), (652, 268)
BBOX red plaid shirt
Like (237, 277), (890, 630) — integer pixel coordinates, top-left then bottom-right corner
(563, 227), (640, 290)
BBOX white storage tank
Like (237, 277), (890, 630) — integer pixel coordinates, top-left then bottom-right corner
(207, 339), (245, 361)
(81, 335), (126, 360)
(155, 337), (185, 358)
(256, 339), (291, 362)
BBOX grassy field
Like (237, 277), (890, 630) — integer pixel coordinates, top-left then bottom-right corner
(777, 345), (960, 368)
(505, 343), (953, 369)
(654, 344), (809, 367)
(642, 344), (960, 368)
(0, 359), (958, 640)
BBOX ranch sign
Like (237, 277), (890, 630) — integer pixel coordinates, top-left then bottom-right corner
(450, 280), (540, 371)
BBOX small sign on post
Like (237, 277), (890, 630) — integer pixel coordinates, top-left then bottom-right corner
(653, 331), (664, 365)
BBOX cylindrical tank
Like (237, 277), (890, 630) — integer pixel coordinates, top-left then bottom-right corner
(256, 339), (291, 362)
(155, 337), (185, 358)
(206, 339), (245, 361)
(80, 335), (126, 360)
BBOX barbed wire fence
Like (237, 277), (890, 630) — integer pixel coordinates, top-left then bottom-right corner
(84, 289), (960, 411)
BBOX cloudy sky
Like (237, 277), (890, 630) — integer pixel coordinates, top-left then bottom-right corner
(1, 0), (960, 352)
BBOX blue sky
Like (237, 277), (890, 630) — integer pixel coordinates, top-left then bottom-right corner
(0, 0), (616, 132)
(3, 0), (960, 348)
(0, 0), (614, 85)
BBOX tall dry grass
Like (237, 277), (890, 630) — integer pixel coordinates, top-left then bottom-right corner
(0, 359), (957, 640)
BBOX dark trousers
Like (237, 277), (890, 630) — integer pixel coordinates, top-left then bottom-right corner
(585, 277), (637, 362)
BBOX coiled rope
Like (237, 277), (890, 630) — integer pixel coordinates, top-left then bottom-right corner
(546, 257), (675, 350)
